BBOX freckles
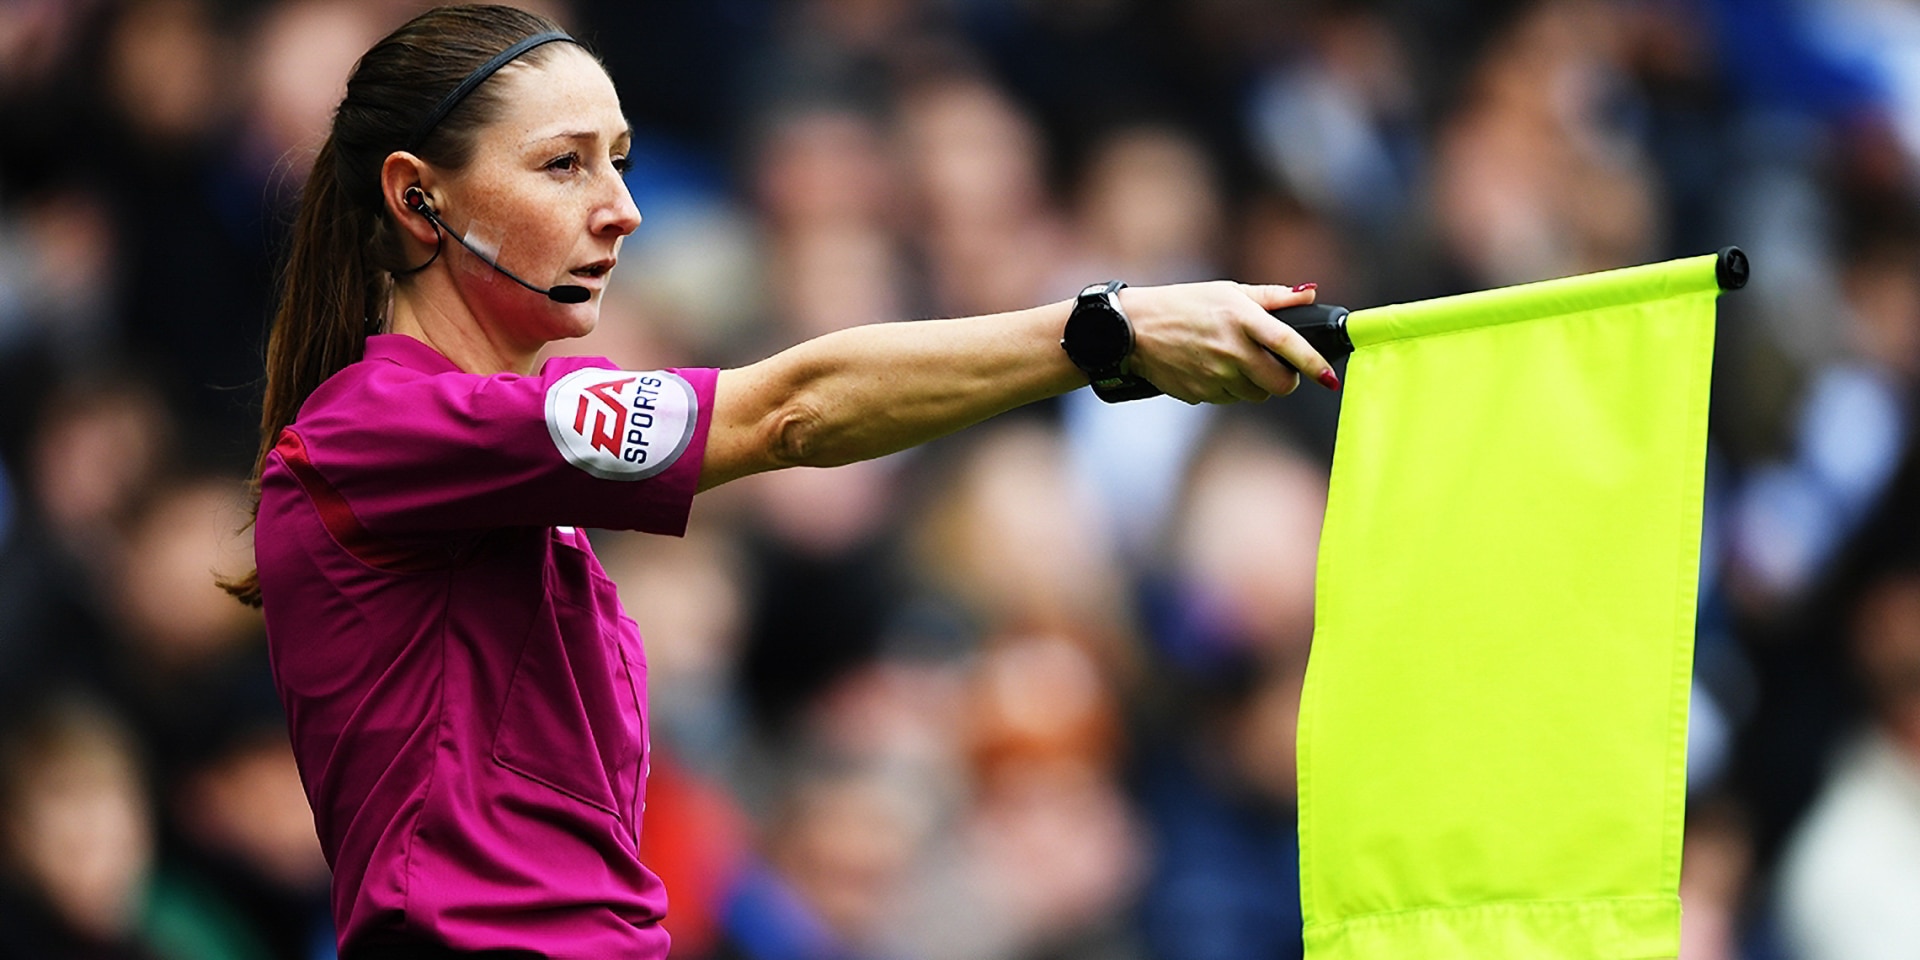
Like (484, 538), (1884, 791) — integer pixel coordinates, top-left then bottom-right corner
(453, 169), (519, 235)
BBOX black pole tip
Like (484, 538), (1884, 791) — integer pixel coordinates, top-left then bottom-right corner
(1716, 246), (1749, 291)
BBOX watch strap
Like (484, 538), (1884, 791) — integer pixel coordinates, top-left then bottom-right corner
(1089, 374), (1164, 402)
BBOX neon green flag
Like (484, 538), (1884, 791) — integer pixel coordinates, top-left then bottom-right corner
(1299, 253), (1732, 958)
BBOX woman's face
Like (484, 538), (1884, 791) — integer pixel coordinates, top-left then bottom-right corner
(428, 46), (639, 349)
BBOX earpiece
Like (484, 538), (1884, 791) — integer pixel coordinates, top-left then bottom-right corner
(404, 186), (431, 215)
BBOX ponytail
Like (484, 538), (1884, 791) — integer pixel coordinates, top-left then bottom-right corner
(221, 4), (570, 607)
(221, 138), (384, 607)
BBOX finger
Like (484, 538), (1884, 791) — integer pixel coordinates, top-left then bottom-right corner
(1238, 281), (1318, 312)
(1221, 373), (1270, 405)
(1244, 306), (1338, 392)
(1242, 347), (1303, 397)
(1162, 381), (1212, 405)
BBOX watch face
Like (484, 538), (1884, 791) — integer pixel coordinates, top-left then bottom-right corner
(1063, 295), (1130, 371)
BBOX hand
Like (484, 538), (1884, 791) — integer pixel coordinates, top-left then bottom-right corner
(1118, 281), (1338, 403)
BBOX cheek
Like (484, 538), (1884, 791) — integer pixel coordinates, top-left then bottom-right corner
(456, 178), (573, 265)
(463, 208), (565, 269)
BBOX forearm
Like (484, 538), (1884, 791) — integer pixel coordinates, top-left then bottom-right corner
(700, 301), (1084, 489)
(697, 280), (1338, 490)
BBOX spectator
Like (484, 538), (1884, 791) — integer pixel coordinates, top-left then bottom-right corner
(1134, 423), (1328, 960)
(0, 696), (160, 960)
(710, 751), (924, 960)
(1431, 0), (1661, 290)
(1057, 125), (1234, 562)
(1776, 562), (1920, 958)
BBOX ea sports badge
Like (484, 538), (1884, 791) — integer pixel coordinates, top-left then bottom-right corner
(545, 368), (698, 481)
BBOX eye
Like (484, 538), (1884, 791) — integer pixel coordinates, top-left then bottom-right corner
(545, 152), (579, 173)
(611, 155), (631, 174)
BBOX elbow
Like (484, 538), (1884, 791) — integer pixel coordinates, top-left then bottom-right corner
(767, 400), (828, 469)
(704, 365), (844, 487)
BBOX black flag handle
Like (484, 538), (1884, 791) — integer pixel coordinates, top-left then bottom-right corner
(1268, 303), (1355, 374)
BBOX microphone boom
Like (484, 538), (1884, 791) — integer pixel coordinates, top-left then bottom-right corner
(406, 191), (592, 304)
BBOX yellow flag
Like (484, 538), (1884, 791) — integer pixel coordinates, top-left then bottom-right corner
(1299, 253), (1735, 958)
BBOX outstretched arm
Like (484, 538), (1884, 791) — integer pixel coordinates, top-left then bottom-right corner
(699, 281), (1332, 490)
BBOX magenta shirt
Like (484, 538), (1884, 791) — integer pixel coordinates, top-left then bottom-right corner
(256, 334), (716, 957)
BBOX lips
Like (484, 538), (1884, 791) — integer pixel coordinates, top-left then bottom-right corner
(570, 258), (615, 279)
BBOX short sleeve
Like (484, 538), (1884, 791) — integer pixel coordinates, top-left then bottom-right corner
(275, 355), (718, 537)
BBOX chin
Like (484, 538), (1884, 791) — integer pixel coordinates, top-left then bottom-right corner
(531, 312), (602, 365)
(547, 304), (601, 342)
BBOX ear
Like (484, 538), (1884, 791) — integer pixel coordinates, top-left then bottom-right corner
(380, 151), (441, 247)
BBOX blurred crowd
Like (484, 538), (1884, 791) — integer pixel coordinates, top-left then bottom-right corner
(3, 0), (1920, 958)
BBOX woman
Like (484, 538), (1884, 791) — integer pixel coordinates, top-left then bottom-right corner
(225, 6), (1336, 958)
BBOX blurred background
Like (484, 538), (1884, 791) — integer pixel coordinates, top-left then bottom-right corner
(2, 0), (1919, 957)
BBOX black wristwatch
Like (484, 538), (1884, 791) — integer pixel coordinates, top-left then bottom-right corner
(1061, 280), (1163, 402)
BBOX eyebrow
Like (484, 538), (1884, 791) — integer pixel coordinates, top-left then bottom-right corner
(522, 124), (634, 148)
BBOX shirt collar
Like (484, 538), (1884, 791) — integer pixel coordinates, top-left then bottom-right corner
(362, 334), (463, 375)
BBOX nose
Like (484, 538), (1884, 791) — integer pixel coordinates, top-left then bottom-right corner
(594, 173), (642, 238)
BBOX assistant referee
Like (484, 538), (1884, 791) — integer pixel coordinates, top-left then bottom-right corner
(224, 5), (1336, 957)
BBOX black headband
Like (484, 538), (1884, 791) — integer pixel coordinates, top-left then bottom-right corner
(406, 30), (580, 154)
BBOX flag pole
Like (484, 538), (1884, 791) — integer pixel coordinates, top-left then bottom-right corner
(1273, 246), (1750, 369)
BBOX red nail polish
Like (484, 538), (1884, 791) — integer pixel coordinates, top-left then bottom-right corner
(1318, 369), (1341, 391)
(1291, 282), (1318, 292)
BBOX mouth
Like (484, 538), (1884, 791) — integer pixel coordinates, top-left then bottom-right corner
(569, 258), (615, 281)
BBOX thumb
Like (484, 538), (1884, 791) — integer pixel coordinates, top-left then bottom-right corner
(1239, 281), (1318, 311)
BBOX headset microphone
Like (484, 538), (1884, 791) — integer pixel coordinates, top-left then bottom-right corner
(402, 188), (592, 304)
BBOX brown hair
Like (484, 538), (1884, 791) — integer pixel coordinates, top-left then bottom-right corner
(222, 5), (572, 606)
